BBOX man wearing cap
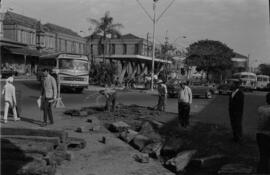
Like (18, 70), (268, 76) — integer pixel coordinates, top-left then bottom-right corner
(229, 79), (245, 142)
(2, 76), (20, 123)
(178, 81), (192, 128)
(157, 80), (167, 111)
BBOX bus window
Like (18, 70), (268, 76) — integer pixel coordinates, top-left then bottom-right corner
(59, 59), (88, 71)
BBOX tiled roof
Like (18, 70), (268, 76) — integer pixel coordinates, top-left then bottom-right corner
(120, 33), (142, 39)
(3, 11), (39, 29)
(43, 23), (80, 37)
(233, 52), (248, 59)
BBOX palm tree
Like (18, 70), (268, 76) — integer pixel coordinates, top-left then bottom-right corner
(88, 11), (123, 62)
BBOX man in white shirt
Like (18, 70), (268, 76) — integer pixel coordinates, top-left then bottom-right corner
(178, 81), (192, 128)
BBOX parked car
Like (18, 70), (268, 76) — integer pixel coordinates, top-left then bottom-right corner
(217, 83), (233, 95)
(166, 79), (214, 99)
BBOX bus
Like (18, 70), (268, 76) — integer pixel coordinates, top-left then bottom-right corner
(256, 75), (270, 90)
(38, 53), (89, 93)
(232, 72), (257, 91)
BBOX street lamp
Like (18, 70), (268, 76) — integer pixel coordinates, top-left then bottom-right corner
(136, 0), (176, 91)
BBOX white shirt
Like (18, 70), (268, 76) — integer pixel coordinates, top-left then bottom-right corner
(178, 85), (192, 104)
(2, 82), (16, 106)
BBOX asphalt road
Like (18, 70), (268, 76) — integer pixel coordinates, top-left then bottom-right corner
(1, 80), (267, 138)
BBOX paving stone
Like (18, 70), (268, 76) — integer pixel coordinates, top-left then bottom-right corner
(133, 153), (150, 163)
(131, 134), (152, 151)
(109, 121), (130, 132)
(218, 164), (254, 174)
(142, 142), (163, 159)
(119, 129), (138, 143)
(165, 150), (197, 173)
(191, 154), (228, 168)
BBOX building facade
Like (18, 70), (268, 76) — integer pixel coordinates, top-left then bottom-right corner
(1, 11), (86, 74)
(86, 33), (170, 83)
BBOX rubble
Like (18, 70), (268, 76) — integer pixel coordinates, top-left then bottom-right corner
(119, 129), (138, 143)
(142, 142), (163, 159)
(133, 153), (150, 163)
(1, 127), (85, 175)
(218, 163), (254, 174)
(161, 137), (185, 158)
(130, 134), (152, 151)
(109, 121), (130, 132)
(190, 154), (228, 169)
(165, 150), (197, 173)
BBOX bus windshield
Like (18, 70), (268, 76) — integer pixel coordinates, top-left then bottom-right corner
(59, 59), (88, 71)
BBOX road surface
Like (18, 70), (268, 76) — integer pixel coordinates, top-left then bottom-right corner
(1, 80), (267, 138)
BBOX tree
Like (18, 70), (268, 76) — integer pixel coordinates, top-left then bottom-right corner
(186, 40), (234, 80)
(88, 11), (123, 61)
(258, 64), (270, 76)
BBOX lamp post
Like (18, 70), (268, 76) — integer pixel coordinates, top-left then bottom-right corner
(151, 1), (157, 91)
(136, 0), (176, 91)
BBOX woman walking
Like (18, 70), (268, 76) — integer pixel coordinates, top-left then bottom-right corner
(2, 76), (20, 123)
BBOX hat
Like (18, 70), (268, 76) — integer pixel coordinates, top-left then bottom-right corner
(6, 77), (14, 83)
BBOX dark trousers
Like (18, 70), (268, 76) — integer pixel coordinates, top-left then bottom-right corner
(257, 132), (270, 173)
(157, 95), (166, 111)
(178, 102), (190, 127)
(229, 111), (243, 141)
(43, 98), (54, 124)
(105, 94), (116, 112)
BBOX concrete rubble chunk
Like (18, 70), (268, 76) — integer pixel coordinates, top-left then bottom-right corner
(139, 121), (162, 142)
(131, 134), (152, 151)
(119, 129), (138, 143)
(133, 153), (150, 163)
(218, 164), (254, 174)
(109, 121), (130, 132)
(165, 150), (197, 173)
(191, 154), (228, 168)
(142, 142), (163, 159)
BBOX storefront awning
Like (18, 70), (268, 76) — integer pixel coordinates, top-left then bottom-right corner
(6, 47), (41, 57)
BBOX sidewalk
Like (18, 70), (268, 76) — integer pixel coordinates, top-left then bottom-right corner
(1, 108), (173, 175)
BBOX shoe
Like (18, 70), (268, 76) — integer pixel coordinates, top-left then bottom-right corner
(40, 122), (47, 127)
(14, 118), (21, 121)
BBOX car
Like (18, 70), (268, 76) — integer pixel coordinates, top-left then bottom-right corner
(166, 79), (214, 99)
(217, 83), (233, 95)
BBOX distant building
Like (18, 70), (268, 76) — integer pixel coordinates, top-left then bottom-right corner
(86, 33), (170, 83)
(1, 11), (86, 74)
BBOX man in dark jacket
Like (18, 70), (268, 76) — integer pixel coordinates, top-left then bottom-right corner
(229, 80), (245, 142)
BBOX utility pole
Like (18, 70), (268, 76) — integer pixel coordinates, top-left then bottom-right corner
(136, 0), (176, 91)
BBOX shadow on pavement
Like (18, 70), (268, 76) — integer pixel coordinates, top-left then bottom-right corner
(22, 81), (41, 91)
(20, 116), (43, 126)
(1, 139), (34, 175)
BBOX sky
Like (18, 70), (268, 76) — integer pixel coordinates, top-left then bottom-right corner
(2, 0), (270, 66)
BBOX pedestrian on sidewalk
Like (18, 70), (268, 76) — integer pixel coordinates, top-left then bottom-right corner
(228, 79), (245, 142)
(178, 81), (192, 128)
(1, 76), (20, 123)
(40, 68), (57, 127)
(99, 86), (117, 112)
(256, 92), (270, 173)
(157, 80), (167, 111)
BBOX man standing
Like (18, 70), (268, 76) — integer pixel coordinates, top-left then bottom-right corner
(99, 87), (117, 112)
(178, 81), (192, 128)
(256, 92), (270, 173)
(157, 80), (167, 111)
(41, 68), (57, 126)
(229, 80), (245, 142)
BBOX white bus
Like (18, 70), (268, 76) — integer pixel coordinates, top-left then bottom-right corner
(256, 75), (270, 90)
(38, 53), (89, 93)
(232, 72), (257, 91)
